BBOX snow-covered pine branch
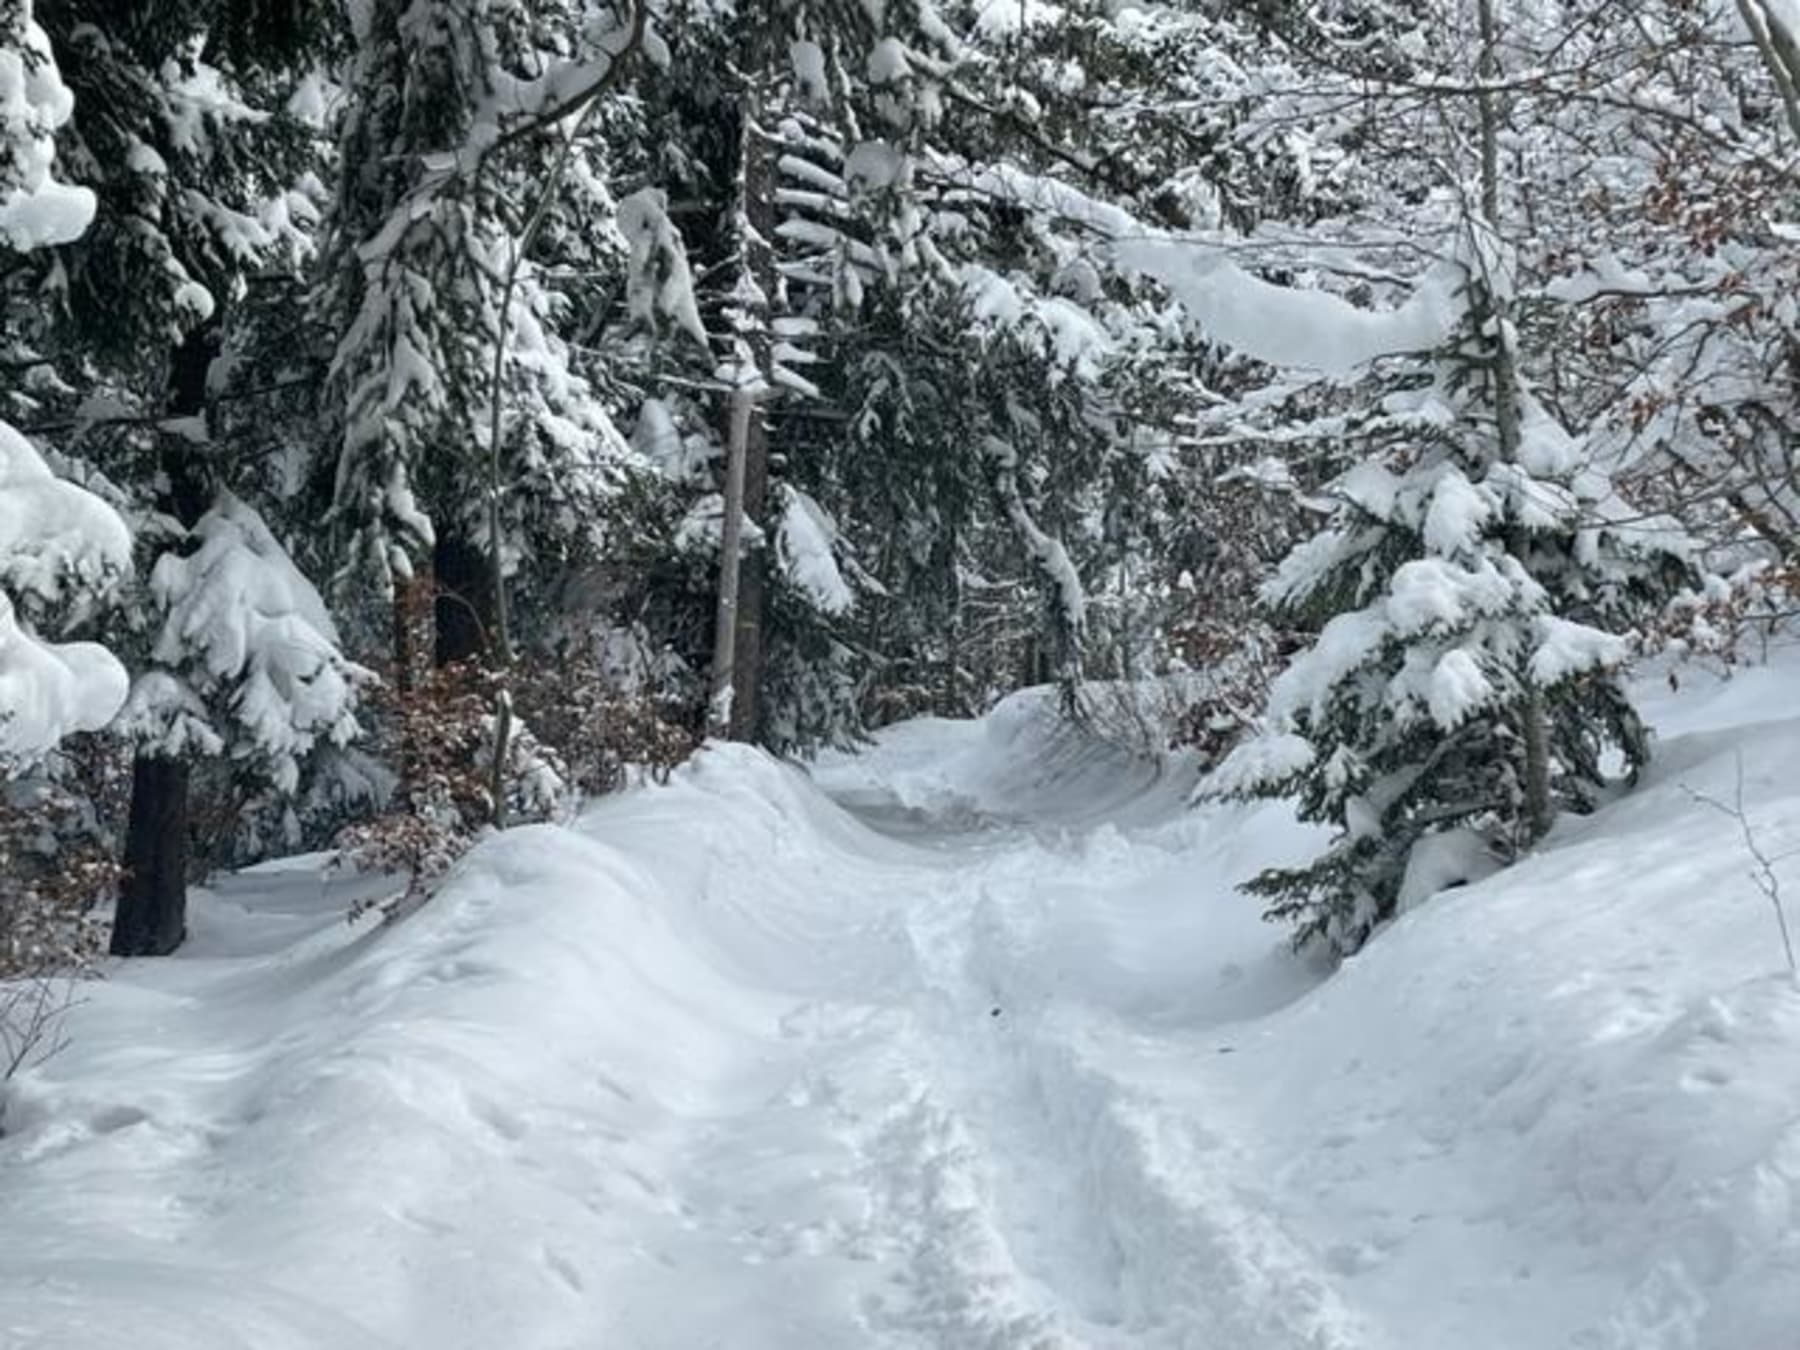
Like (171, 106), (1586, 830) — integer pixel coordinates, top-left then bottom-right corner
(0, 5), (124, 770)
(122, 493), (364, 795)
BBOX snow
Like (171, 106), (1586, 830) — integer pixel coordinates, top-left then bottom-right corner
(845, 139), (906, 192)
(1530, 613), (1630, 686)
(172, 279), (216, 322)
(631, 396), (686, 473)
(1394, 826), (1498, 912)
(1543, 251), (1655, 304)
(0, 422), (132, 608)
(0, 6), (95, 251)
(144, 493), (361, 791)
(1206, 728), (1317, 798)
(4, 660), (1800, 1346)
(970, 0), (1067, 35)
(789, 40), (828, 104)
(1117, 242), (1461, 376)
(1426, 646), (1493, 727)
(777, 485), (855, 616)
(1421, 467), (1493, 556)
(0, 591), (128, 765)
(1385, 554), (1526, 633)
(615, 188), (707, 348)
(0, 420), (131, 764)
(284, 70), (338, 131)
(956, 164), (1459, 376)
(867, 37), (913, 87)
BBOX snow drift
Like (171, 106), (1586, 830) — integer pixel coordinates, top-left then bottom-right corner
(1, 664), (1797, 1347)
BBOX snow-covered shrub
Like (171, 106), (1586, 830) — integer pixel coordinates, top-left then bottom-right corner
(336, 632), (699, 921)
(1081, 619), (1296, 765)
(0, 735), (123, 1072)
(180, 742), (397, 878)
(1639, 560), (1800, 677)
(334, 658), (574, 918)
(512, 642), (696, 796)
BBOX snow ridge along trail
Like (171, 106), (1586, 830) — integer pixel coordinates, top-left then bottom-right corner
(4, 675), (1800, 1348)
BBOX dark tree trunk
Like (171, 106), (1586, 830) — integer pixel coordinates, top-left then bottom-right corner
(111, 755), (191, 956)
(112, 328), (216, 958)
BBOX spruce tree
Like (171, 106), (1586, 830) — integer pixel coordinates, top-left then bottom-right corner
(1209, 0), (1702, 951)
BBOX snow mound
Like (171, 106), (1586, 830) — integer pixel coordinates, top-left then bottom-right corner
(2, 665), (1797, 1347)
(1181, 705), (1800, 1348)
(812, 684), (1202, 831)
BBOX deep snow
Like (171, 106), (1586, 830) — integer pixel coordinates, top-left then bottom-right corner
(2, 661), (1798, 1348)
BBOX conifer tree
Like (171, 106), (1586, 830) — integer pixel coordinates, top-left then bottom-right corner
(1209, 0), (1699, 954)
(14, 0), (348, 953)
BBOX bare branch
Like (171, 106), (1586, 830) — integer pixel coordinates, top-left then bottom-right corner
(1683, 751), (1799, 979)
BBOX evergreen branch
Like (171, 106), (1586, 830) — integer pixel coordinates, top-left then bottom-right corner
(938, 82), (1143, 201)
(471, 2), (648, 166)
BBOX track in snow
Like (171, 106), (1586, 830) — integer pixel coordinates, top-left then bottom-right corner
(557, 704), (1351, 1348)
(783, 740), (1361, 1350)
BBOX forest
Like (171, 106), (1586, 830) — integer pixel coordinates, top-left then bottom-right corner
(3, 0), (1798, 968)
(6, 3), (1800, 1346)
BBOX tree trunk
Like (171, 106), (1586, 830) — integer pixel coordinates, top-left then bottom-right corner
(111, 755), (190, 956)
(111, 329), (214, 958)
(1474, 0), (1554, 847)
(390, 557), (437, 811)
(734, 82), (775, 746)
(1739, 0), (1800, 142)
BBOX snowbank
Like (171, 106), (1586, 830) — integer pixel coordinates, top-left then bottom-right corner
(1, 662), (1797, 1347)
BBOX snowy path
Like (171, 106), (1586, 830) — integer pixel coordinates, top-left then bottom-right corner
(4, 676), (1800, 1348)
(535, 710), (1349, 1349)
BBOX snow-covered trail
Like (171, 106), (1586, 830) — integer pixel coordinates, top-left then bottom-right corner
(785, 734), (1343, 1349)
(4, 674), (1799, 1348)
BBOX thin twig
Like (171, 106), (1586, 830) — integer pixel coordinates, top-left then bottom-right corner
(1683, 751), (1799, 979)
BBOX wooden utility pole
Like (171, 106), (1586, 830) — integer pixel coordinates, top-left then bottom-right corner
(709, 383), (756, 738)
(709, 75), (774, 742)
